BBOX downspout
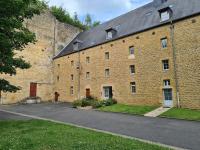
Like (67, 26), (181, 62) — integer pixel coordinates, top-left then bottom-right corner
(78, 49), (81, 100)
(170, 19), (180, 108)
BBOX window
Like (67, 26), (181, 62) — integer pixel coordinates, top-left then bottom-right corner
(130, 65), (135, 74)
(86, 57), (90, 63)
(161, 0), (168, 3)
(70, 86), (74, 95)
(129, 46), (134, 55)
(105, 52), (109, 60)
(71, 60), (74, 67)
(57, 76), (59, 82)
(162, 60), (169, 70)
(107, 31), (112, 39)
(57, 64), (60, 68)
(161, 38), (168, 48)
(86, 72), (90, 79)
(71, 74), (74, 81)
(163, 80), (170, 87)
(160, 10), (170, 22)
(130, 82), (136, 94)
(105, 69), (110, 77)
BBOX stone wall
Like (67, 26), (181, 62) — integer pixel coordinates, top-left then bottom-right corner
(1, 10), (80, 104)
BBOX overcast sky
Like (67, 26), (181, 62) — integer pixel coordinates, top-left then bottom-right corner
(48, 0), (153, 23)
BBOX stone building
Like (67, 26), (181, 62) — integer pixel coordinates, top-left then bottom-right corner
(1, 11), (80, 104)
(54, 0), (200, 109)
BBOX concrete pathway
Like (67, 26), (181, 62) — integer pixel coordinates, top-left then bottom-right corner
(144, 107), (171, 117)
(0, 103), (200, 150)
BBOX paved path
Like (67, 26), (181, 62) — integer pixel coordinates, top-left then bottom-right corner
(0, 103), (199, 150)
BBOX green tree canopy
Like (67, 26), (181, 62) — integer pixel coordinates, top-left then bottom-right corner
(0, 0), (45, 93)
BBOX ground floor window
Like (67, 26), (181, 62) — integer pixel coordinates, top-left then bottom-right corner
(70, 86), (74, 95)
(130, 82), (136, 94)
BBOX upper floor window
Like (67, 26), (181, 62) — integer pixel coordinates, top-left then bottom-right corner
(129, 46), (134, 55)
(162, 60), (169, 70)
(71, 60), (74, 67)
(86, 57), (90, 63)
(161, 38), (168, 48)
(105, 69), (110, 77)
(57, 76), (60, 82)
(163, 79), (170, 87)
(130, 65), (135, 74)
(86, 72), (90, 79)
(105, 52), (109, 60)
(130, 82), (136, 94)
(160, 10), (170, 22)
(57, 64), (60, 68)
(71, 74), (74, 81)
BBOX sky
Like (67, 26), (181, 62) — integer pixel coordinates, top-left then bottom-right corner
(48, 0), (153, 23)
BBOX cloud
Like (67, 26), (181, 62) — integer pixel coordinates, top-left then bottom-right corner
(48, 0), (153, 22)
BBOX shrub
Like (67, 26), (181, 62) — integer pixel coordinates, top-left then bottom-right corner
(91, 100), (103, 109)
(72, 100), (82, 108)
(102, 99), (117, 106)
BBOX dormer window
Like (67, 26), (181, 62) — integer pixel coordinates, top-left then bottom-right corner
(107, 31), (113, 39)
(159, 7), (172, 22)
(160, 10), (170, 22)
(106, 27), (117, 40)
(73, 40), (82, 51)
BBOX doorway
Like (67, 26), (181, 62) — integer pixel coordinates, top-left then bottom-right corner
(103, 86), (113, 99)
(86, 88), (91, 98)
(30, 83), (37, 97)
(163, 89), (173, 107)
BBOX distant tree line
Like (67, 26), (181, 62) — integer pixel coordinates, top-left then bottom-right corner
(50, 6), (100, 30)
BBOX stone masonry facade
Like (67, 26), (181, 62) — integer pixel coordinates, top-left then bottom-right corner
(1, 11), (80, 104)
(54, 15), (200, 109)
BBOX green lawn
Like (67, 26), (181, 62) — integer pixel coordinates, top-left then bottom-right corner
(98, 104), (158, 115)
(160, 108), (200, 121)
(0, 120), (169, 150)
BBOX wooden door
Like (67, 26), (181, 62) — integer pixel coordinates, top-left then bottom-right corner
(30, 83), (37, 97)
(86, 89), (90, 98)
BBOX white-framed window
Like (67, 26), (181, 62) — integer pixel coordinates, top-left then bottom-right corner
(86, 72), (90, 79)
(130, 65), (135, 74)
(105, 69), (110, 77)
(130, 82), (136, 94)
(107, 31), (113, 39)
(163, 79), (170, 87)
(162, 60), (169, 70)
(105, 52), (109, 60)
(129, 46), (134, 55)
(161, 38), (168, 48)
(71, 60), (74, 67)
(70, 86), (74, 95)
(160, 10), (170, 22)
(71, 74), (74, 81)
(86, 57), (90, 63)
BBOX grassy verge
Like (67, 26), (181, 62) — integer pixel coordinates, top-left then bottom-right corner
(160, 108), (200, 121)
(98, 104), (159, 115)
(0, 120), (169, 150)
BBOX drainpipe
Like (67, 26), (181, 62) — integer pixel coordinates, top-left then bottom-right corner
(170, 19), (180, 108)
(78, 49), (81, 100)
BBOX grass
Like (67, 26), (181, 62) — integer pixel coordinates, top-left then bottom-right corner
(160, 108), (200, 121)
(0, 120), (169, 150)
(98, 104), (158, 115)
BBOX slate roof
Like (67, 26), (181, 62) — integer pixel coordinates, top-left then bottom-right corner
(54, 0), (200, 59)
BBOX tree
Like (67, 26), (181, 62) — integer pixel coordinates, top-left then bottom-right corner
(84, 14), (92, 28)
(92, 21), (101, 27)
(0, 0), (45, 97)
(73, 12), (78, 22)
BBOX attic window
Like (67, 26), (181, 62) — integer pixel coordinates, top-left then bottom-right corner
(160, 10), (170, 21)
(107, 31), (113, 39)
(73, 43), (79, 51)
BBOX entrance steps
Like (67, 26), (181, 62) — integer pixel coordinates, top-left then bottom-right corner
(144, 107), (171, 117)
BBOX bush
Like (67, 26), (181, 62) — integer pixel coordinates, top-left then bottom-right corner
(72, 100), (82, 108)
(102, 99), (117, 106)
(91, 100), (103, 109)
